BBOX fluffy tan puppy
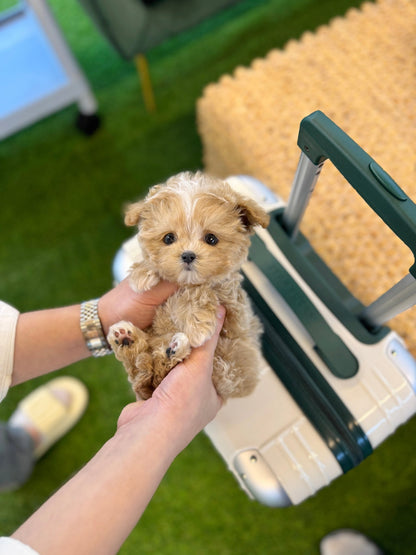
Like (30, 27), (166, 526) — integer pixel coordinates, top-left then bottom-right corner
(107, 171), (270, 400)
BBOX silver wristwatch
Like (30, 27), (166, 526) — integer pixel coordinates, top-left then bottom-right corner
(80, 299), (112, 357)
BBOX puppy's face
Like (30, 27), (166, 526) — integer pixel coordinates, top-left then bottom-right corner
(125, 172), (269, 285)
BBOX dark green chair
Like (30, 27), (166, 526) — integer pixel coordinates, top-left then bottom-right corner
(78, 0), (242, 110)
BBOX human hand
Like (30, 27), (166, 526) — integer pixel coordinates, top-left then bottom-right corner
(117, 306), (226, 453)
(98, 278), (177, 335)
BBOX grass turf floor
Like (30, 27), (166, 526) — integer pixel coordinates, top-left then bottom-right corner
(1, 0), (416, 553)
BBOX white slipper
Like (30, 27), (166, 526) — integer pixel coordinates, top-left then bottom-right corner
(9, 376), (88, 459)
(320, 529), (383, 555)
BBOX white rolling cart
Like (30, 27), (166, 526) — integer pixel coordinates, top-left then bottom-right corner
(0, 0), (100, 140)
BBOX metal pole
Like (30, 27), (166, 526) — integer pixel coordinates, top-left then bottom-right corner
(360, 273), (416, 329)
(281, 152), (324, 239)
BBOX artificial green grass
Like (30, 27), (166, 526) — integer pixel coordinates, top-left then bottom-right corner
(2, 0), (416, 553)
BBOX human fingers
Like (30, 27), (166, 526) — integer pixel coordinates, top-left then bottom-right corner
(184, 306), (226, 372)
(131, 280), (178, 329)
(153, 305), (225, 400)
(139, 280), (178, 308)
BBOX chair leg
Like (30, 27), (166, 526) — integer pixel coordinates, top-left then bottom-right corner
(134, 54), (156, 112)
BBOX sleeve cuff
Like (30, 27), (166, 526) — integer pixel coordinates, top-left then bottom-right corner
(0, 301), (20, 402)
(0, 537), (40, 555)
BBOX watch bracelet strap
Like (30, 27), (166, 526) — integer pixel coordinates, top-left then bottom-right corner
(80, 299), (112, 357)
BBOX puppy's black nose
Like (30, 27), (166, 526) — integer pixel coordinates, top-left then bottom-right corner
(181, 251), (196, 264)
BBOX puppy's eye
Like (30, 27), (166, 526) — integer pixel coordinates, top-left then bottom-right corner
(205, 233), (219, 246)
(163, 233), (176, 245)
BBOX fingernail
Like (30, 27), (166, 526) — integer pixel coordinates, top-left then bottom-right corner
(216, 305), (226, 320)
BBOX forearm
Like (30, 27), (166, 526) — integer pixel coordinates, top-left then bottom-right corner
(12, 401), (178, 555)
(11, 307), (225, 555)
(12, 305), (90, 386)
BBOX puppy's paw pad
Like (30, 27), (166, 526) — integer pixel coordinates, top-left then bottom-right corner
(166, 332), (190, 358)
(108, 321), (135, 348)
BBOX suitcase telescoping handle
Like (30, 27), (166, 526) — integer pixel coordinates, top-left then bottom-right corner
(282, 110), (416, 330)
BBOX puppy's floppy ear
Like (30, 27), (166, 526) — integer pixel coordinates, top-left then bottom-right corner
(236, 196), (270, 232)
(124, 183), (164, 227)
(124, 201), (145, 227)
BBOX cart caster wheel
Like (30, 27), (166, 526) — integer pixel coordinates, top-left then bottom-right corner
(75, 112), (101, 136)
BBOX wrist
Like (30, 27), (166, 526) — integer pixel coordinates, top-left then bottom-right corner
(115, 400), (182, 462)
(115, 398), (196, 461)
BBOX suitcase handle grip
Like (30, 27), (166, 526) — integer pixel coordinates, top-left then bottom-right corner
(298, 110), (416, 278)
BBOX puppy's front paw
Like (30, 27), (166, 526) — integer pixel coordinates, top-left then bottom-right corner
(166, 332), (191, 360)
(108, 321), (136, 348)
(129, 263), (160, 292)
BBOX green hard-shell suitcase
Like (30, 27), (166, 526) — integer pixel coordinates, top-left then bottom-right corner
(204, 111), (416, 506)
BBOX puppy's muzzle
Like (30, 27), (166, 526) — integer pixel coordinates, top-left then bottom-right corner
(181, 251), (196, 267)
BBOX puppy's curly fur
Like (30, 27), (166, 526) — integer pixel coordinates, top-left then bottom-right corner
(107, 171), (269, 400)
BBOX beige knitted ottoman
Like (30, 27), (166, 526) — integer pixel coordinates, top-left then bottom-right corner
(197, 0), (416, 355)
